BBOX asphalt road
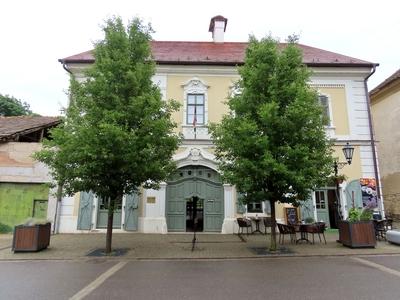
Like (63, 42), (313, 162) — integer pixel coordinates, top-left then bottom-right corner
(1, 256), (400, 300)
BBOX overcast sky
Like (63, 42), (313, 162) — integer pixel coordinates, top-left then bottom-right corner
(1, 0), (398, 116)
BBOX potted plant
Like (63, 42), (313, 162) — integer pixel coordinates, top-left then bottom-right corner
(328, 174), (348, 185)
(338, 208), (376, 248)
(12, 219), (51, 252)
(304, 217), (315, 224)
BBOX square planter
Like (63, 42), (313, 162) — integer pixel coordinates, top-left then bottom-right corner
(12, 223), (51, 252)
(338, 220), (376, 248)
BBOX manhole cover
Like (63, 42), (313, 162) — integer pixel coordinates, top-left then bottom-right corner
(86, 248), (129, 257)
(249, 247), (294, 255)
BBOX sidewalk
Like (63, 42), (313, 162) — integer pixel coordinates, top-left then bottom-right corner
(1, 231), (400, 260)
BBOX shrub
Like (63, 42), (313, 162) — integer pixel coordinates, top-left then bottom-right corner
(360, 208), (373, 221)
(347, 208), (373, 222)
(0, 223), (12, 233)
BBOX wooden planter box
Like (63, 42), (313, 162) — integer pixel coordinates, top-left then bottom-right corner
(338, 220), (376, 248)
(12, 223), (51, 252)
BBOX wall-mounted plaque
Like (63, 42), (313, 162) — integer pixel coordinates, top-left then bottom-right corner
(147, 197), (156, 204)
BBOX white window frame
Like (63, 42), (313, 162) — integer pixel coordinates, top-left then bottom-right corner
(186, 94), (205, 125)
(181, 77), (209, 126)
(317, 92), (334, 128)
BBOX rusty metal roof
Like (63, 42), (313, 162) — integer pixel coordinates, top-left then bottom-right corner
(0, 116), (61, 142)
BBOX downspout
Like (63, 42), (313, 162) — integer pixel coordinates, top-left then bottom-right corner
(363, 64), (384, 216)
(62, 61), (72, 75)
(53, 184), (63, 234)
(61, 61), (74, 110)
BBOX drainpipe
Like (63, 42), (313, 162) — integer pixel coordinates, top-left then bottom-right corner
(363, 64), (385, 217)
(61, 61), (74, 110)
(62, 61), (72, 75)
(53, 183), (63, 234)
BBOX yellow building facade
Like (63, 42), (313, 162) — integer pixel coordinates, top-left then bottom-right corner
(56, 16), (382, 233)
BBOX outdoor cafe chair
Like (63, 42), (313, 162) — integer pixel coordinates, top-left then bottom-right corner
(277, 223), (296, 244)
(307, 222), (327, 244)
(374, 219), (387, 240)
(237, 217), (252, 235)
(263, 217), (273, 234)
(316, 222), (327, 244)
(385, 219), (393, 231)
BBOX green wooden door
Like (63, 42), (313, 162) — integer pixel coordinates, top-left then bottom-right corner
(166, 182), (187, 231)
(199, 180), (223, 231)
(166, 166), (224, 232)
(315, 190), (330, 227)
(77, 191), (94, 230)
(96, 197), (122, 229)
(124, 193), (139, 231)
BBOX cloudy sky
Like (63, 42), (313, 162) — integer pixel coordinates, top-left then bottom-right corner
(0, 0), (398, 116)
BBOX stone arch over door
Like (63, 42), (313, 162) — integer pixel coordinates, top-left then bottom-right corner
(166, 166), (224, 232)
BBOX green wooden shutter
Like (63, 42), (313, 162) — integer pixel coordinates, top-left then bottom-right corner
(345, 179), (363, 209)
(124, 193), (139, 231)
(236, 193), (246, 214)
(300, 193), (314, 221)
(77, 191), (94, 230)
(264, 200), (271, 215)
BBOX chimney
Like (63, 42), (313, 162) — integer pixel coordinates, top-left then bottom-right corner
(209, 15), (228, 43)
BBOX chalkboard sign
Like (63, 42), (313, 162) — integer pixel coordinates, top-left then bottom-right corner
(285, 207), (298, 225)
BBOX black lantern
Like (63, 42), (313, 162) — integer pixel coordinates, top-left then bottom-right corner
(342, 142), (354, 165)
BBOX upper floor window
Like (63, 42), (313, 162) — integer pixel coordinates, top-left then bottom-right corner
(318, 95), (331, 126)
(187, 94), (205, 125)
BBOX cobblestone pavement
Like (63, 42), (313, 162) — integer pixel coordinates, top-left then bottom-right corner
(1, 230), (400, 260)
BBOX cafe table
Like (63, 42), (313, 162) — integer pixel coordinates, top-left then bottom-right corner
(248, 216), (263, 234)
(296, 223), (315, 244)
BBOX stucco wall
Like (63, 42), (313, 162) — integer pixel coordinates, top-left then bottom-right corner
(0, 142), (51, 183)
(166, 74), (236, 130)
(318, 86), (349, 135)
(371, 83), (400, 217)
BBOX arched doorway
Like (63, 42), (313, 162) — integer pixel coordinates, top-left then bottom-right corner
(166, 166), (224, 232)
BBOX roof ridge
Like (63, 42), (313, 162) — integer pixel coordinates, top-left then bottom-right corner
(152, 40), (248, 44)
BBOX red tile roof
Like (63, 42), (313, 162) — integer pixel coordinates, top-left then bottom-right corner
(0, 116), (61, 141)
(370, 68), (400, 96)
(59, 41), (375, 67)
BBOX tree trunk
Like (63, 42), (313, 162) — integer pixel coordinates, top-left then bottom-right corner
(105, 197), (116, 254)
(269, 200), (277, 251)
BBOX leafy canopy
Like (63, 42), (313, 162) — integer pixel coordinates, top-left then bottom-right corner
(210, 36), (333, 205)
(36, 17), (180, 200)
(0, 94), (33, 116)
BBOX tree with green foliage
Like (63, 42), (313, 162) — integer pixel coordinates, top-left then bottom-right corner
(210, 36), (333, 251)
(0, 94), (32, 116)
(35, 17), (180, 254)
